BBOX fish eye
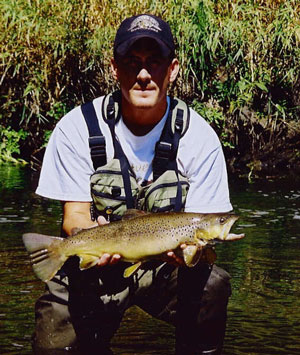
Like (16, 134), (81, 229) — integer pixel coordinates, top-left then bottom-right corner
(219, 216), (227, 224)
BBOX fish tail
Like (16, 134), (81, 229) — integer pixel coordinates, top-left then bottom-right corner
(22, 233), (66, 282)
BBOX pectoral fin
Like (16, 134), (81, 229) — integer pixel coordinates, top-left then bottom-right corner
(79, 255), (100, 270)
(194, 229), (211, 246)
(183, 245), (202, 267)
(123, 261), (142, 278)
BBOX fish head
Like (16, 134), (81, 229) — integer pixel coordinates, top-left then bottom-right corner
(193, 213), (244, 244)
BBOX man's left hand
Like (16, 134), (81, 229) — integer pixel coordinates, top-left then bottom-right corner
(163, 244), (217, 267)
(163, 244), (187, 266)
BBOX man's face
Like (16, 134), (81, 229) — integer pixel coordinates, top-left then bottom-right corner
(112, 38), (178, 111)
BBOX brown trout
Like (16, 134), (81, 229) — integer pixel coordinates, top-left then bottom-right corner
(22, 210), (244, 282)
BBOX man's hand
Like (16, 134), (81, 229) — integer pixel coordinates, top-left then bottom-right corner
(97, 253), (121, 266)
(96, 215), (122, 266)
(163, 244), (187, 266)
(163, 244), (217, 267)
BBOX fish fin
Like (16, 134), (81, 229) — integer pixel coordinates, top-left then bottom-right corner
(22, 233), (66, 282)
(79, 255), (100, 270)
(123, 261), (142, 278)
(71, 227), (82, 236)
(183, 245), (202, 267)
(194, 228), (210, 241)
(122, 209), (150, 220)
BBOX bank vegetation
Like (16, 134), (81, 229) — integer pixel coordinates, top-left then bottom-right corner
(1, 0), (300, 178)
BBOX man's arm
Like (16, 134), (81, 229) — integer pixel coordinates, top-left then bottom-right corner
(62, 201), (121, 266)
(62, 201), (96, 236)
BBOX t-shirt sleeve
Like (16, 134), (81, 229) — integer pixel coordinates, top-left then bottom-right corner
(36, 110), (94, 202)
(179, 110), (233, 213)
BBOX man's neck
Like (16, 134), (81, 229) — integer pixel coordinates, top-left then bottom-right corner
(121, 99), (168, 136)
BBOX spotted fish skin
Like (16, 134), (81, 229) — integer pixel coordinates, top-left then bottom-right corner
(23, 211), (244, 282)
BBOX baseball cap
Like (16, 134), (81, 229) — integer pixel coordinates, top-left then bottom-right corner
(114, 14), (175, 58)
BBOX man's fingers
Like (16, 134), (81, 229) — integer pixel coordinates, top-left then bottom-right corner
(110, 254), (121, 265)
(166, 251), (185, 266)
(97, 216), (109, 226)
(167, 251), (175, 258)
(98, 253), (111, 266)
(97, 253), (121, 266)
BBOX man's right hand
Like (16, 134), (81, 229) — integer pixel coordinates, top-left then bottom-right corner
(96, 215), (122, 266)
(97, 253), (122, 266)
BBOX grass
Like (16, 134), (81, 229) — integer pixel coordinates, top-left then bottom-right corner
(0, 0), (299, 170)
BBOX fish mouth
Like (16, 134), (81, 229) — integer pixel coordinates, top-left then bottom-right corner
(211, 233), (245, 244)
(219, 215), (243, 241)
(219, 232), (245, 242)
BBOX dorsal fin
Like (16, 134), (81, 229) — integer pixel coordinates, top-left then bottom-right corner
(70, 227), (83, 236)
(122, 209), (150, 220)
(71, 223), (98, 236)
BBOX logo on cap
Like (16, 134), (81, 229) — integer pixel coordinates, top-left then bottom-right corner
(128, 15), (162, 33)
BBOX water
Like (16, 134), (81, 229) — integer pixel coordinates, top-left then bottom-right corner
(0, 165), (299, 354)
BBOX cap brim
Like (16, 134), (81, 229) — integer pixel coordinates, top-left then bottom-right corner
(115, 35), (172, 57)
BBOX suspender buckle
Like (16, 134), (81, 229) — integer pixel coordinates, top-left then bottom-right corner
(155, 141), (173, 160)
(175, 109), (184, 131)
(88, 136), (106, 158)
(153, 142), (174, 181)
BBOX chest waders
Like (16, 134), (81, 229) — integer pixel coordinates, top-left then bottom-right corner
(81, 90), (190, 221)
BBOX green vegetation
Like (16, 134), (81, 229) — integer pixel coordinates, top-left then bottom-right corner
(0, 0), (299, 174)
(0, 126), (27, 164)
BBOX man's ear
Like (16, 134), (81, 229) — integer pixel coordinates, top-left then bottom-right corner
(111, 58), (118, 80)
(168, 58), (179, 84)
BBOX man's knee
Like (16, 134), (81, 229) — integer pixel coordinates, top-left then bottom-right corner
(33, 280), (77, 350)
(191, 265), (231, 350)
(175, 264), (231, 353)
(201, 264), (232, 317)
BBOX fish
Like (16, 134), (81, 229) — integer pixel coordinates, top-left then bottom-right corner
(22, 210), (245, 282)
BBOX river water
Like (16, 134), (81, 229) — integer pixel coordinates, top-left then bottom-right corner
(0, 165), (299, 354)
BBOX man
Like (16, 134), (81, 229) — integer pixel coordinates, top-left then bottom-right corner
(34, 14), (232, 354)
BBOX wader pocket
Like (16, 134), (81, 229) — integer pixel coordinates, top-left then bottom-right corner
(139, 170), (189, 212)
(91, 159), (141, 218)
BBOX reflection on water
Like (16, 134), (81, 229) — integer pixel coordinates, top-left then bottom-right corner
(0, 166), (299, 354)
(220, 179), (300, 355)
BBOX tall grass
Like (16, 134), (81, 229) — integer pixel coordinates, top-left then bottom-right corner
(1, 0), (299, 170)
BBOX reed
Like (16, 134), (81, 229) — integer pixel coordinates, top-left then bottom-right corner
(0, 0), (299, 168)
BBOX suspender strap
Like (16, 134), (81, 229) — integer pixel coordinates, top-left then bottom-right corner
(81, 102), (107, 170)
(105, 96), (135, 209)
(153, 99), (185, 181)
(153, 98), (185, 211)
(83, 93), (189, 212)
(173, 110), (184, 212)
